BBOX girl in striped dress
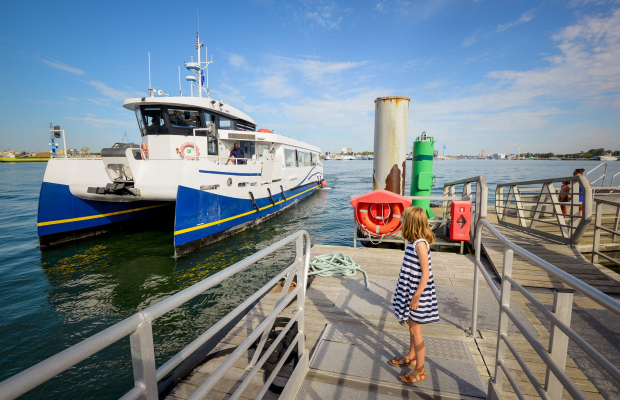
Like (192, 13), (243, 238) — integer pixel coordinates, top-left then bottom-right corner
(389, 206), (439, 385)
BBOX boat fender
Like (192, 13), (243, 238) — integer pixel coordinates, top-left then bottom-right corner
(321, 180), (327, 187)
(141, 142), (148, 159)
(179, 142), (200, 160)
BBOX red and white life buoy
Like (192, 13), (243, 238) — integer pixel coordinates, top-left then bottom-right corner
(141, 142), (148, 159)
(179, 142), (200, 160)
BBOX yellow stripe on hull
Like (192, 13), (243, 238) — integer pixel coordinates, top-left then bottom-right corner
(37, 204), (169, 227)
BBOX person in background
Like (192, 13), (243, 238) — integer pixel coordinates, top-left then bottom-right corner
(558, 181), (571, 216)
(389, 207), (439, 386)
(573, 168), (591, 217)
(227, 142), (245, 165)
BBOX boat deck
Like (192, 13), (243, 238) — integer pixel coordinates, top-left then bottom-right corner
(166, 236), (619, 399)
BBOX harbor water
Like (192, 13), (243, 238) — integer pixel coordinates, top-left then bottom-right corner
(1, 159), (619, 399)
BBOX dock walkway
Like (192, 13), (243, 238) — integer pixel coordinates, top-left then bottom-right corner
(166, 239), (616, 400)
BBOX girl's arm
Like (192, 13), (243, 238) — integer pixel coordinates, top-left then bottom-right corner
(410, 242), (430, 310)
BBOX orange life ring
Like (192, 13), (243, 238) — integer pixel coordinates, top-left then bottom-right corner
(141, 142), (148, 159)
(357, 203), (404, 236)
(179, 142), (200, 160)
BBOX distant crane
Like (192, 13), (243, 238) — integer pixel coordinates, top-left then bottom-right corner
(443, 143), (446, 158)
(509, 143), (523, 160)
(122, 131), (134, 145)
(480, 149), (492, 158)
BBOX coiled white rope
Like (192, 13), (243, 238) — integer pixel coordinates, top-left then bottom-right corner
(309, 253), (370, 290)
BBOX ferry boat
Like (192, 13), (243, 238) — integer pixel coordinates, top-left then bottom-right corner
(37, 35), (323, 256)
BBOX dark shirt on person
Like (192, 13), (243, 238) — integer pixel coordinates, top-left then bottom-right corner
(230, 147), (245, 164)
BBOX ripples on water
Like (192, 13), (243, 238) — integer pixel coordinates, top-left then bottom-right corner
(1, 160), (618, 398)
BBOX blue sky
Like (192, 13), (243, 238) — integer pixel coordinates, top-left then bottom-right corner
(1, 0), (619, 155)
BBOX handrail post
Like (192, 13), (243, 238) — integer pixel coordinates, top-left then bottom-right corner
(545, 289), (574, 400)
(471, 223), (482, 337)
(592, 201), (603, 264)
(493, 247), (514, 393)
(296, 235), (307, 356)
(129, 321), (158, 400)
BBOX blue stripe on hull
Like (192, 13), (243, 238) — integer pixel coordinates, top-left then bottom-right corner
(37, 182), (168, 238)
(173, 183), (319, 248)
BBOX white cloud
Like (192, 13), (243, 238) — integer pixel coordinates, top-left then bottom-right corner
(67, 116), (135, 128)
(88, 81), (133, 101)
(268, 56), (366, 85)
(304, 5), (343, 30)
(497, 9), (536, 32)
(375, 2), (384, 11)
(252, 73), (297, 98)
(40, 59), (85, 75)
(227, 53), (247, 69)
(461, 29), (482, 47)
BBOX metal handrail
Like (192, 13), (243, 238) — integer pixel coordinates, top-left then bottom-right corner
(592, 198), (620, 266)
(472, 218), (620, 400)
(495, 175), (592, 245)
(0, 231), (311, 400)
(586, 162), (607, 186)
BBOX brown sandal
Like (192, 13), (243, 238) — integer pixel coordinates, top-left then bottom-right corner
(398, 369), (427, 385)
(389, 355), (417, 367)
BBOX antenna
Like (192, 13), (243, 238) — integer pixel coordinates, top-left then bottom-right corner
(178, 65), (182, 96)
(148, 52), (155, 97)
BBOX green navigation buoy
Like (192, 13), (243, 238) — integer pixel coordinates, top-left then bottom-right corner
(410, 132), (435, 219)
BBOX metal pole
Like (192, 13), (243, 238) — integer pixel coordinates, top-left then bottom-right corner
(296, 235), (307, 357)
(592, 201), (602, 264)
(353, 216), (358, 248)
(129, 321), (158, 400)
(545, 289), (574, 400)
(471, 223), (482, 337)
(493, 247), (514, 392)
(62, 131), (67, 159)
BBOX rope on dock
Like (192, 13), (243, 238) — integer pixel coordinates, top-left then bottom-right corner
(309, 253), (370, 290)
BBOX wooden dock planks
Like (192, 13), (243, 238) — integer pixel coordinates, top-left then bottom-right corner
(166, 243), (610, 400)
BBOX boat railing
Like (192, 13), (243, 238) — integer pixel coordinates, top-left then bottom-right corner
(0, 230), (311, 400)
(443, 175), (489, 241)
(471, 218), (620, 400)
(495, 175), (592, 246)
(591, 197), (620, 266)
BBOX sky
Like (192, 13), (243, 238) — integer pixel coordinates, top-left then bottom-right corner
(1, 0), (619, 156)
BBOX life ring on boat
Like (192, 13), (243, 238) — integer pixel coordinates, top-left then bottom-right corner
(179, 142), (200, 160)
(141, 142), (148, 159)
(350, 190), (412, 237)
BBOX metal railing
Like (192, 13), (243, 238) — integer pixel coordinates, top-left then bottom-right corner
(495, 175), (592, 246)
(0, 231), (311, 400)
(592, 198), (620, 266)
(443, 175), (489, 241)
(471, 219), (620, 400)
(586, 162), (607, 186)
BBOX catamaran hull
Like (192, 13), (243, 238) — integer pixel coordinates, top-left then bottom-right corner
(37, 182), (172, 247)
(173, 182), (320, 256)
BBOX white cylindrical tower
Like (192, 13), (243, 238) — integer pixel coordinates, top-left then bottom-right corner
(373, 96), (410, 195)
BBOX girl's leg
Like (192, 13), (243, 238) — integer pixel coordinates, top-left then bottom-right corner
(405, 322), (416, 360)
(409, 320), (425, 373)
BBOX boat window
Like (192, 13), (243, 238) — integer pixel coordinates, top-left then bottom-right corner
(311, 153), (318, 165)
(167, 109), (201, 136)
(236, 120), (256, 132)
(297, 150), (304, 167)
(303, 152), (311, 166)
(140, 106), (168, 135)
(257, 144), (270, 161)
(135, 108), (146, 136)
(207, 137), (218, 156)
(284, 149), (297, 167)
(219, 116), (233, 130)
(240, 140), (255, 160)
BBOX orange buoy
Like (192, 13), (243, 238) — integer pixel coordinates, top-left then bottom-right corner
(179, 142), (200, 160)
(257, 128), (271, 133)
(321, 180), (327, 187)
(141, 142), (148, 159)
(350, 189), (412, 237)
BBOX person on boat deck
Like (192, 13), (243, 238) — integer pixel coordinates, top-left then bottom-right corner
(227, 142), (245, 165)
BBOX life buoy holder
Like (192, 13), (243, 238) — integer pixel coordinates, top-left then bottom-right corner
(179, 142), (200, 160)
(350, 189), (412, 237)
(141, 142), (148, 159)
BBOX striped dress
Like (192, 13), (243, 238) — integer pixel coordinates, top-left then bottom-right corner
(392, 239), (440, 324)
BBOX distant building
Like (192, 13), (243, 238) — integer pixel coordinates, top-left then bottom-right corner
(341, 147), (353, 154)
(493, 153), (506, 159)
